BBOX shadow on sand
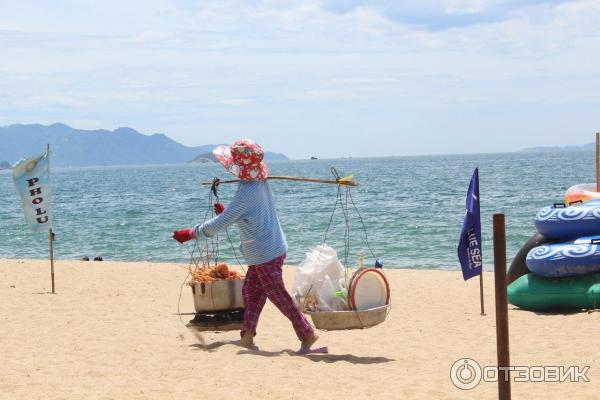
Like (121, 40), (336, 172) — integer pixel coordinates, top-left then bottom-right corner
(189, 341), (393, 364)
(510, 306), (597, 316)
(237, 348), (395, 364)
(189, 341), (232, 352)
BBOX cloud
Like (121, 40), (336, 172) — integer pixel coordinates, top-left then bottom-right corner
(0, 0), (599, 157)
(218, 98), (253, 106)
(320, 0), (577, 30)
(28, 95), (83, 108)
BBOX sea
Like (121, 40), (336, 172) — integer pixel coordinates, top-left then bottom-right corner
(0, 151), (594, 270)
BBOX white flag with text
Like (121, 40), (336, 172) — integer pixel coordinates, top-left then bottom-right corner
(13, 151), (52, 233)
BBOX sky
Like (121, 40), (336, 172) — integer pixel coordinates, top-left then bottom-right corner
(1, 0), (599, 159)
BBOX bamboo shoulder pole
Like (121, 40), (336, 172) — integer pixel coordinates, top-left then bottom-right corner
(493, 213), (511, 400)
(596, 132), (600, 192)
(202, 175), (358, 187)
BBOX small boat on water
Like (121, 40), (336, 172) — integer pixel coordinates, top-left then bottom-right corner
(310, 156), (318, 160)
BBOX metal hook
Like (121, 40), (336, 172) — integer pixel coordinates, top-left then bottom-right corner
(210, 177), (220, 198)
(331, 166), (341, 182)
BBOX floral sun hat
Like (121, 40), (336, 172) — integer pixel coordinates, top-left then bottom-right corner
(213, 138), (269, 181)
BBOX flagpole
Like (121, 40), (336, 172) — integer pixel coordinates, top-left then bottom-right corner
(479, 273), (485, 315)
(477, 167), (484, 316)
(47, 143), (55, 294)
(457, 167), (484, 315)
(49, 228), (55, 294)
(596, 132), (599, 193)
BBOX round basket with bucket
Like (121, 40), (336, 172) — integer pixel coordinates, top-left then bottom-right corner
(307, 268), (391, 331)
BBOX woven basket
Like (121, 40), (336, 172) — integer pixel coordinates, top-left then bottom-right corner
(308, 305), (389, 331)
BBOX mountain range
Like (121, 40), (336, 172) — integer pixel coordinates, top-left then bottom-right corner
(521, 142), (594, 152)
(0, 123), (288, 167)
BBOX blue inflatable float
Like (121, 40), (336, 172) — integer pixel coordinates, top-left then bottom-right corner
(534, 199), (600, 240)
(526, 236), (600, 277)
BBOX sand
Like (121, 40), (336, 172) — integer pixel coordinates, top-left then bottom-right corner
(1, 258), (599, 400)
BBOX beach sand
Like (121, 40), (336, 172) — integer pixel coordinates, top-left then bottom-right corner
(1, 259), (598, 400)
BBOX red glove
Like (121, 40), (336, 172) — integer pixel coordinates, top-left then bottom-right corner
(214, 203), (225, 215)
(173, 228), (196, 244)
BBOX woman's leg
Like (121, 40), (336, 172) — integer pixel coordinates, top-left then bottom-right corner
(241, 265), (268, 338)
(255, 255), (314, 341)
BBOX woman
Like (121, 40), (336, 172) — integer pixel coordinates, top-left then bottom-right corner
(173, 139), (319, 352)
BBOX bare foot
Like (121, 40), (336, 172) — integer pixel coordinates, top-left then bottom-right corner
(301, 334), (319, 350)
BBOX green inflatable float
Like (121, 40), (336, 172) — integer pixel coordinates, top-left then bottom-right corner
(508, 273), (600, 311)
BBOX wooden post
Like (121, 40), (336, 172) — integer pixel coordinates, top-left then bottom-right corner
(596, 133), (600, 192)
(47, 143), (55, 294)
(493, 214), (511, 400)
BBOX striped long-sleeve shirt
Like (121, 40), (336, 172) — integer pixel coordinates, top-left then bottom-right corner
(194, 180), (288, 266)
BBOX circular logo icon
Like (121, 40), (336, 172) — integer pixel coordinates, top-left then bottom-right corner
(450, 358), (482, 390)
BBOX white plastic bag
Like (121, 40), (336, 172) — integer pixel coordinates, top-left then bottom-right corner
(317, 275), (348, 312)
(292, 244), (348, 312)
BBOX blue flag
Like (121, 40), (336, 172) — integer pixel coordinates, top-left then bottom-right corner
(458, 168), (482, 280)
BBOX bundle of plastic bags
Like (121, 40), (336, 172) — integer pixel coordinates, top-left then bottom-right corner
(292, 244), (349, 312)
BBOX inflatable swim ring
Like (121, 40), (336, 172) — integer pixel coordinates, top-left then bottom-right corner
(564, 183), (600, 205)
(508, 273), (600, 311)
(534, 200), (600, 240)
(526, 236), (600, 277)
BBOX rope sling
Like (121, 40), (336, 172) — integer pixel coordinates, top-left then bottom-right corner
(300, 168), (392, 330)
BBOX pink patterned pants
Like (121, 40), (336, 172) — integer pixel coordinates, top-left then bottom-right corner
(241, 254), (314, 341)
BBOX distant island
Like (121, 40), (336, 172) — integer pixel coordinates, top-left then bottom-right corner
(190, 153), (216, 163)
(0, 123), (288, 167)
(522, 142), (594, 152)
(0, 161), (11, 170)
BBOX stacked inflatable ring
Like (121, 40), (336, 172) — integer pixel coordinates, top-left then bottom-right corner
(564, 183), (600, 205)
(508, 186), (600, 311)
